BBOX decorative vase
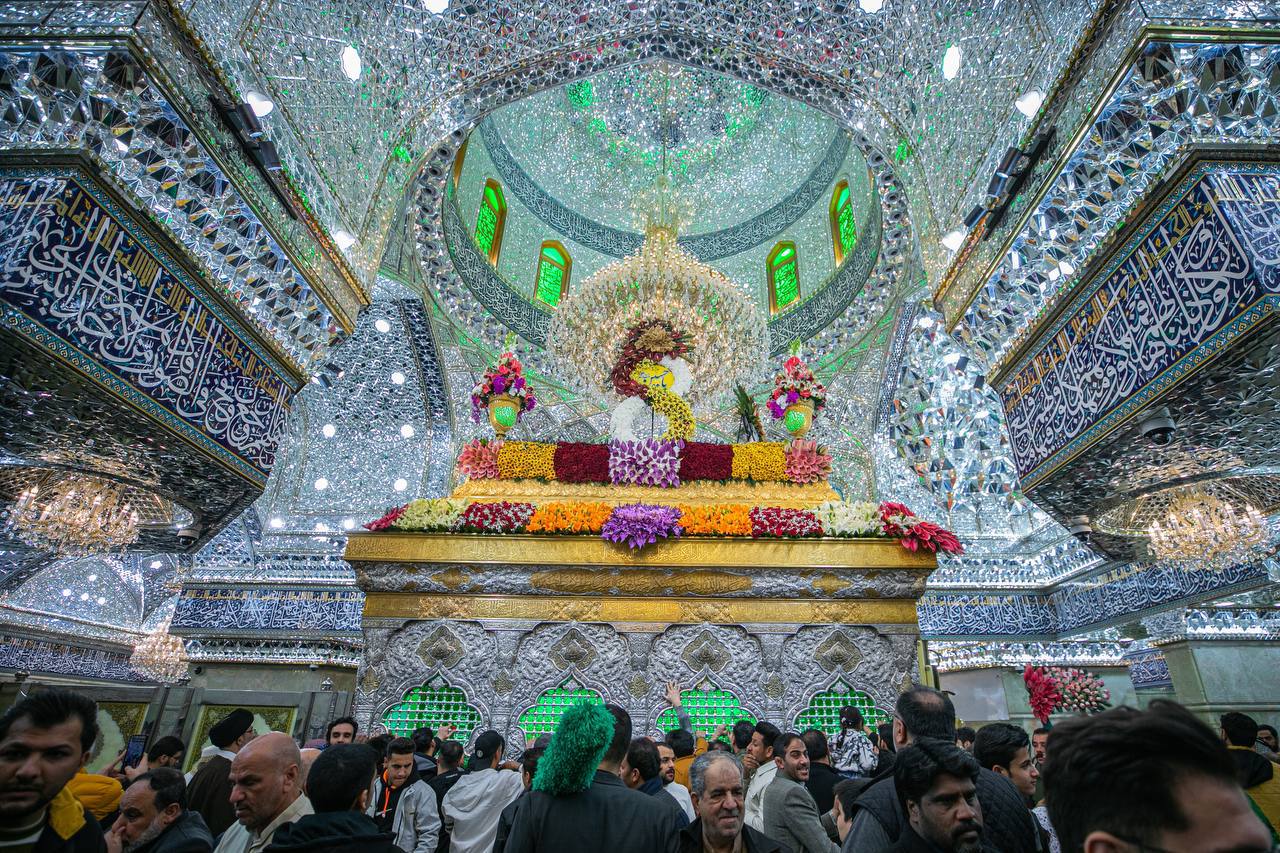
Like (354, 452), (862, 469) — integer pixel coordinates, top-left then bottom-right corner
(783, 400), (815, 437)
(488, 393), (520, 437)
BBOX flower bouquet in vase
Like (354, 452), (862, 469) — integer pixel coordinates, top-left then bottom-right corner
(767, 354), (826, 438)
(471, 352), (536, 438)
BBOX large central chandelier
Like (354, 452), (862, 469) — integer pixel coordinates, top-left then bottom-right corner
(2, 471), (141, 555)
(1146, 485), (1272, 571)
(546, 222), (768, 404)
(130, 616), (189, 683)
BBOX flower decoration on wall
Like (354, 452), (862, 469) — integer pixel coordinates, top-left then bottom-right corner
(767, 355), (827, 437)
(393, 499), (467, 532)
(527, 501), (613, 534)
(1023, 665), (1110, 724)
(471, 352), (537, 437)
(601, 503), (684, 550)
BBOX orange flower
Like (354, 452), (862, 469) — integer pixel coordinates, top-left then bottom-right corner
(526, 501), (614, 534)
(677, 504), (753, 536)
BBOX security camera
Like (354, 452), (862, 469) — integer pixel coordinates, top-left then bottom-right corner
(1138, 407), (1176, 446)
(192, 665), (204, 675)
(1066, 515), (1093, 541)
(175, 526), (202, 546)
(308, 663), (319, 672)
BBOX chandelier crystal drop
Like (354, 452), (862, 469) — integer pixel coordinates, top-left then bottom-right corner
(129, 617), (189, 683)
(2, 471), (141, 555)
(1146, 486), (1272, 571)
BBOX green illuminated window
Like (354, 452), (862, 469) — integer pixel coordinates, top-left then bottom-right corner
(517, 682), (603, 741)
(475, 178), (506, 264)
(655, 688), (755, 736)
(768, 241), (800, 314)
(381, 676), (482, 741)
(566, 80), (595, 110)
(534, 241), (571, 307)
(792, 681), (887, 734)
(830, 180), (857, 265)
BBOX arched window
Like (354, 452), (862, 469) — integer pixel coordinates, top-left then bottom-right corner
(380, 676), (481, 741)
(830, 179), (857, 265)
(655, 686), (755, 734)
(517, 681), (603, 741)
(451, 137), (469, 189)
(768, 240), (800, 315)
(534, 240), (571, 307)
(474, 178), (506, 264)
(792, 680), (888, 734)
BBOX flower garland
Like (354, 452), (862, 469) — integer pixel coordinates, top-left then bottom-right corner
(730, 442), (788, 481)
(496, 441), (557, 480)
(552, 442), (610, 484)
(526, 501), (613, 534)
(393, 498), (467, 532)
(364, 505), (406, 531)
(750, 506), (822, 538)
(458, 501), (535, 533)
(456, 439), (502, 480)
(471, 352), (537, 422)
(1023, 665), (1062, 725)
(812, 500), (880, 537)
(783, 439), (832, 484)
(601, 503), (683, 550)
(610, 320), (693, 398)
(879, 501), (965, 555)
(609, 439), (683, 487)
(767, 355), (826, 420)
(677, 503), (753, 536)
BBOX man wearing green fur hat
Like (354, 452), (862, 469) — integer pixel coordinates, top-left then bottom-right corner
(503, 703), (682, 852)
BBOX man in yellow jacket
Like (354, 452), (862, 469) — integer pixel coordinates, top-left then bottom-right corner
(1222, 712), (1280, 833)
(65, 765), (123, 824)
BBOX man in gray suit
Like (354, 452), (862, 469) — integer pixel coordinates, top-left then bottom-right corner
(763, 733), (839, 853)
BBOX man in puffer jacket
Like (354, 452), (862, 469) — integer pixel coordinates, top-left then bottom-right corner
(368, 738), (439, 853)
(1222, 712), (1280, 832)
(269, 745), (402, 853)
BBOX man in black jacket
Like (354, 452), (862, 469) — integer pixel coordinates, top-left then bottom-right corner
(842, 687), (1037, 853)
(504, 703), (682, 852)
(0, 689), (106, 853)
(108, 770), (212, 853)
(265, 745), (401, 853)
(884, 741), (983, 853)
(800, 730), (840, 817)
(679, 752), (792, 853)
(620, 738), (689, 828)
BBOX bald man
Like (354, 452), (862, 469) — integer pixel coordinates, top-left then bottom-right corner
(213, 733), (313, 853)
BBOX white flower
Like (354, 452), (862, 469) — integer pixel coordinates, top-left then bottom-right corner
(814, 501), (881, 537)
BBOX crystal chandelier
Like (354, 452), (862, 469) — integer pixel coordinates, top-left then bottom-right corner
(130, 617), (189, 683)
(1146, 486), (1272, 571)
(2, 470), (141, 555)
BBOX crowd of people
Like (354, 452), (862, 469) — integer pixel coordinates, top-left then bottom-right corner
(1, 684), (1277, 853)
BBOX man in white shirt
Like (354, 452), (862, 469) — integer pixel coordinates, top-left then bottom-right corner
(441, 731), (523, 853)
(743, 721), (780, 832)
(214, 733), (312, 853)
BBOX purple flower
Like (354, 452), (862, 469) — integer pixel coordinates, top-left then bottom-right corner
(609, 439), (682, 487)
(513, 376), (525, 391)
(601, 503), (683, 550)
(768, 400), (785, 419)
(786, 389), (799, 405)
(492, 375), (507, 394)
(526, 394), (536, 410)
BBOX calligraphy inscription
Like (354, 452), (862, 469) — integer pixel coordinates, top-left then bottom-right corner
(1000, 167), (1279, 482)
(171, 587), (364, 632)
(0, 176), (291, 475)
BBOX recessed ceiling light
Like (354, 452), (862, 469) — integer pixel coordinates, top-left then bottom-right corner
(150, 559), (163, 568)
(340, 45), (362, 81)
(342, 518), (356, 530)
(333, 229), (357, 250)
(400, 424), (416, 439)
(322, 423), (336, 438)
(393, 478), (408, 492)
(61, 588), (71, 596)
(858, 0), (884, 10)
(79, 592), (89, 601)
(87, 574), (98, 582)
(96, 597), (106, 605)
(941, 229), (966, 252)
(270, 517), (284, 529)
(375, 319), (391, 333)
(314, 477), (329, 490)
(391, 371), (406, 385)
(245, 90), (274, 118)
(424, 0), (449, 13)
(942, 44), (962, 80)
(1015, 89), (1044, 118)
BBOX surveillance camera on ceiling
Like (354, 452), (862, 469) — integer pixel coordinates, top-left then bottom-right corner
(1138, 407), (1176, 446)
(1066, 515), (1092, 541)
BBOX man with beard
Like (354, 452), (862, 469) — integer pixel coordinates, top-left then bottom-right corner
(215, 733), (312, 853)
(107, 770), (212, 853)
(0, 688), (105, 853)
(679, 752), (789, 853)
(657, 743), (695, 822)
(887, 741), (983, 853)
(763, 734), (837, 853)
(187, 710), (256, 838)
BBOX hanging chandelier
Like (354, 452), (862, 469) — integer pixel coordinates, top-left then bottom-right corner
(129, 617), (189, 683)
(1146, 485), (1272, 571)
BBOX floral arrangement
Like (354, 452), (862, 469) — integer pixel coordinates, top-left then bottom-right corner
(496, 441), (557, 480)
(601, 503), (684, 550)
(812, 500), (880, 537)
(364, 505), (406, 531)
(609, 439), (683, 488)
(750, 506), (822, 538)
(879, 501), (965, 555)
(783, 439), (833, 484)
(526, 501), (613, 534)
(676, 504), (753, 536)
(679, 442), (734, 481)
(456, 439), (502, 480)
(1023, 665), (1110, 724)
(730, 442), (788, 481)
(459, 501), (535, 533)
(610, 320), (693, 398)
(634, 360), (696, 441)
(471, 352), (536, 422)
(395, 498), (467, 532)
(767, 355), (826, 420)
(552, 442), (610, 484)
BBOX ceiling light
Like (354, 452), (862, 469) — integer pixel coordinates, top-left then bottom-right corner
(391, 371), (406, 385)
(393, 478), (408, 492)
(858, 0), (884, 10)
(245, 90), (274, 118)
(400, 424), (416, 439)
(149, 559), (162, 569)
(941, 229), (966, 252)
(424, 0), (449, 12)
(314, 477), (329, 490)
(943, 44), (962, 80)
(340, 45), (362, 81)
(270, 517), (284, 529)
(61, 588), (71, 596)
(322, 423), (336, 438)
(96, 597), (106, 605)
(87, 574), (98, 582)
(333, 229), (357, 250)
(342, 518), (356, 530)
(79, 592), (89, 601)
(1015, 89), (1044, 118)
(374, 318), (391, 333)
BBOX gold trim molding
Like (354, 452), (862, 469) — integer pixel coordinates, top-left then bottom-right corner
(346, 532), (936, 572)
(363, 593), (920, 626)
(450, 478), (840, 508)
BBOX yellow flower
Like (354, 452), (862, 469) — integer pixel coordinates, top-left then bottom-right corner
(527, 501), (613, 534)
(496, 441), (557, 480)
(730, 442), (788, 481)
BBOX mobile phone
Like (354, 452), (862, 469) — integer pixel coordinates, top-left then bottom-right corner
(123, 734), (148, 769)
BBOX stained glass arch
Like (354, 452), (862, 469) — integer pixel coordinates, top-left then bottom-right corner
(768, 240), (800, 315)
(381, 675), (482, 741)
(516, 681), (603, 741)
(792, 680), (887, 734)
(830, 179), (857, 265)
(534, 240), (571, 307)
(654, 687), (756, 735)
(475, 178), (507, 265)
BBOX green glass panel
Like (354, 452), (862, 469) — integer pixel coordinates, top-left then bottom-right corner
(838, 202), (857, 259)
(517, 685), (603, 740)
(536, 259), (565, 307)
(773, 258), (799, 310)
(492, 402), (517, 427)
(541, 244), (565, 265)
(381, 679), (481, 741)
(837, 185), (849, 209)
(775, 246), (794, 263)
(792, 681), (887, 735)
(566, 80), (595, 110)
(475, 202), (497, 256)
(654, 689), (755, 736)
